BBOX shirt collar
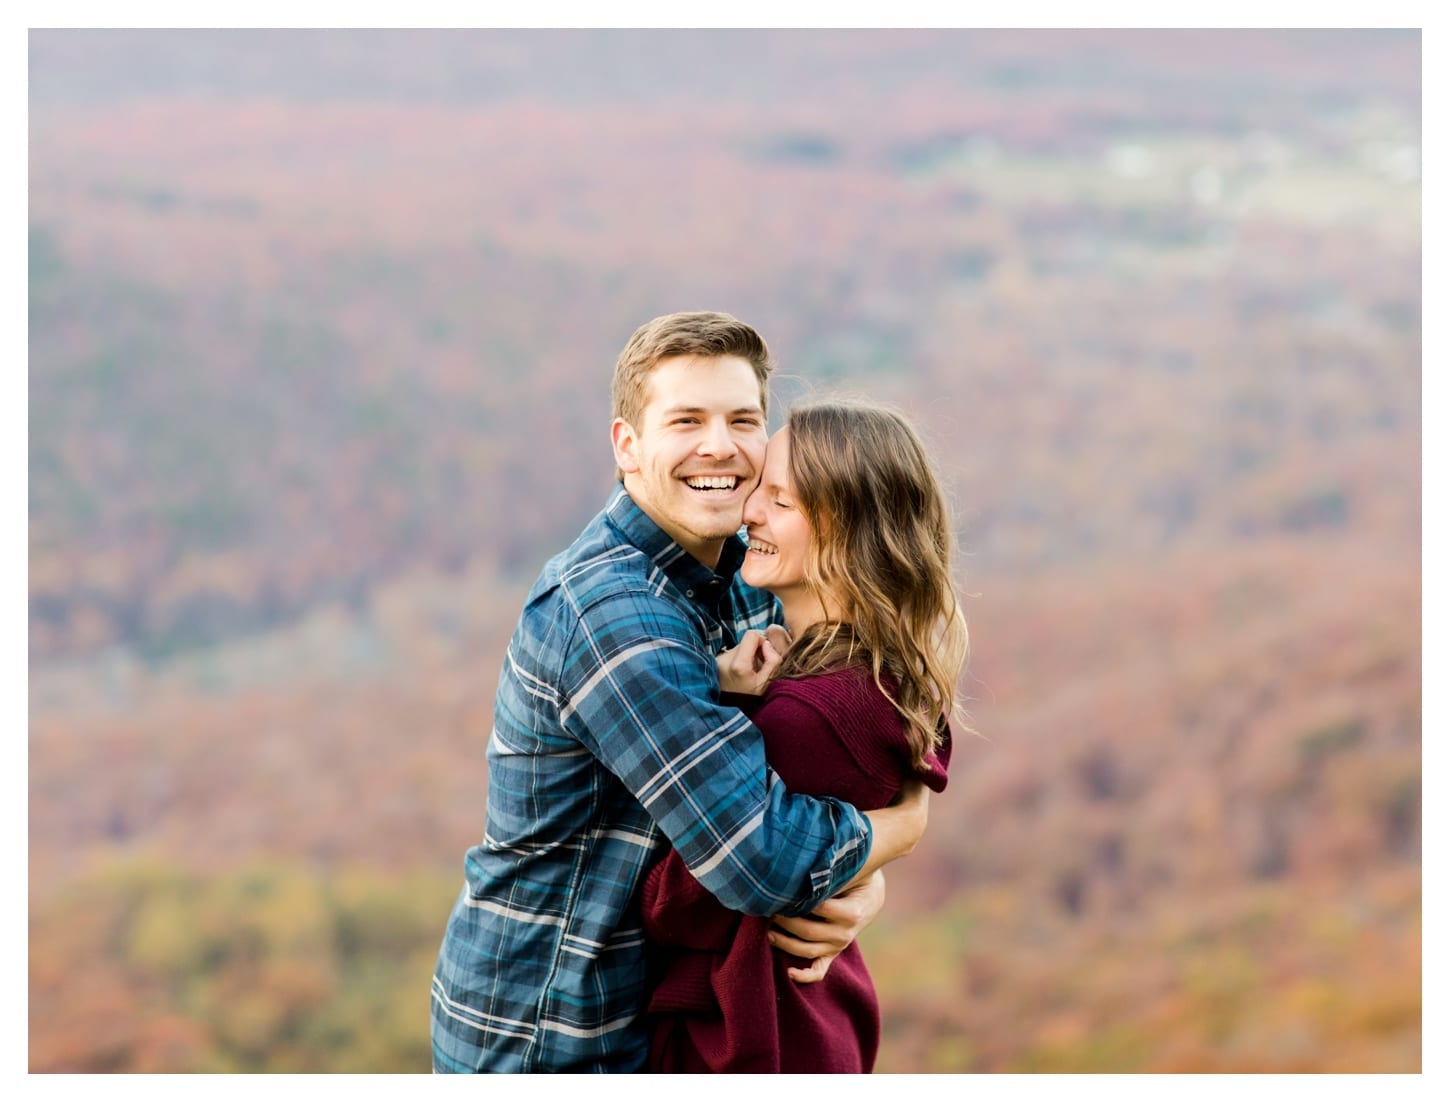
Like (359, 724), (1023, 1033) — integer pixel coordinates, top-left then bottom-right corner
(605, 485), (747, 594)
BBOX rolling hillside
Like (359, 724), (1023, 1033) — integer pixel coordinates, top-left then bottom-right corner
(28, 29), (1421, 1072)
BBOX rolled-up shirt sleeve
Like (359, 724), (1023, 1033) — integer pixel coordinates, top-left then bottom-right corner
(557, 587), (871, 917)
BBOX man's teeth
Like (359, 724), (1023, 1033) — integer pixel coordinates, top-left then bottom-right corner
(686, 476), (738, 490)
(748, 539), (778, 555)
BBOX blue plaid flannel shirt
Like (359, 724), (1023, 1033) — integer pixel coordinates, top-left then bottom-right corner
(430, 487), (872, 1072)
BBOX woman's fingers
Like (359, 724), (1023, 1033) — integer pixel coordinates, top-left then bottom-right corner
(754, 629), (777, 672)
(717, 630), (783, 693)
(763, 623), (792, 655)
(755, 633), (782, 674)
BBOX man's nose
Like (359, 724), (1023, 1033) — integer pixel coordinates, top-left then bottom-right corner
(697, 417), (738, 458)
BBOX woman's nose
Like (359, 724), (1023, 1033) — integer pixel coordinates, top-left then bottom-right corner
(741, 486), (765, 526)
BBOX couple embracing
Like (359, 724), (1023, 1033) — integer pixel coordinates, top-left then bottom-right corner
(431, 311), (968, 1074)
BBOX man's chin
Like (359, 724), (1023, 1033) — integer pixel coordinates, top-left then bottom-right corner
(686, 501), (745, 530)
(700, 525), (746, 545)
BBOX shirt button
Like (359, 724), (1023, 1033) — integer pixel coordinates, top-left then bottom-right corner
(685, 589), (694, 598)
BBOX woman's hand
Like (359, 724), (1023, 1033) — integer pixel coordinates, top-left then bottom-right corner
(716, 624), (791, 695)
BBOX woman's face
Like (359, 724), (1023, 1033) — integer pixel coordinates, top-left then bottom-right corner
(740, 427), (815, 603)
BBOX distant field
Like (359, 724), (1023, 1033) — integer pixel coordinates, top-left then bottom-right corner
(29, 29), (1420, 1072)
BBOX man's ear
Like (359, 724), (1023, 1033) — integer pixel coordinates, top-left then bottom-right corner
(611, 418), (642, 475)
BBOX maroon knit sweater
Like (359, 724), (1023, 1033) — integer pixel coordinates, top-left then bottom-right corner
(641, 666), (952, 1074)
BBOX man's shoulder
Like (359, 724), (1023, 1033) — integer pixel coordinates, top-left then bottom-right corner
(526, 514), (691, 639)
(548, 530), (664, 610)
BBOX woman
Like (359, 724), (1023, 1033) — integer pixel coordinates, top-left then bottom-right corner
(640, 400), (970, 1074)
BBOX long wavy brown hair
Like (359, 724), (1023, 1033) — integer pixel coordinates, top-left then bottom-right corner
(770, 401), (970, 768)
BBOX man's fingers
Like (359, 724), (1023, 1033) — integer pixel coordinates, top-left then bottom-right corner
(766, 927), (832, 958)
(772, 897), (865, 942)
(805, 893), (865, 926)
(785, 956), (833, 985)
(770, 912), (830, 939)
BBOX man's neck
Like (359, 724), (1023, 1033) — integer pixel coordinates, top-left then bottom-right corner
(622, 485), (726, 571)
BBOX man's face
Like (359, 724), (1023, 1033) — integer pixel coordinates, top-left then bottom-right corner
(612, 354), (767, 567)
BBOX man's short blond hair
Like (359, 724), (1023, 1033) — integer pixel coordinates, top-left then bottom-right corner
(611, 312), (774, 432)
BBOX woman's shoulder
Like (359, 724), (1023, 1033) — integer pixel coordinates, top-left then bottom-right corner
(766, 664), (892, 714)
(766, 665), (950, 792)
(754, 667), (907, 806)
(763, 666), (907, 748)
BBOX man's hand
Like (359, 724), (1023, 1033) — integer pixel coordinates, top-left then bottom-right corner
(765, 780), (927, 986)
(768, 869), (887, 985)
(716, 624), (792, 695)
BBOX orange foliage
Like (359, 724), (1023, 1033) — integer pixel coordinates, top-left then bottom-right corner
(29, 29), (1420, 1073)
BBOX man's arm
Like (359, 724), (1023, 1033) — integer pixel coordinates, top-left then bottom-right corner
(558, 590), (872, 917)
(716, 628), (932, 879)
(855, 779), (931, 878)
(711, 634), (933, 980)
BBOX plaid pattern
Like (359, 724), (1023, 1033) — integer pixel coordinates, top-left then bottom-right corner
(430, 487), (872, 1073)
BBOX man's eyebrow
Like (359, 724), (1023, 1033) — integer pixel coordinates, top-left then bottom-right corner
(660, 405), (764, 416)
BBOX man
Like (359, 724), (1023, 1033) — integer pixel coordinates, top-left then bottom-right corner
(430, 312), (928, 1073)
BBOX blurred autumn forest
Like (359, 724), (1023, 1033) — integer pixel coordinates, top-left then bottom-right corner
(28, 29), (1420, 1073)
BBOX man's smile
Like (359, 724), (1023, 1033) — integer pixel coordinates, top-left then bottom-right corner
(682, 474), (743, 493)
